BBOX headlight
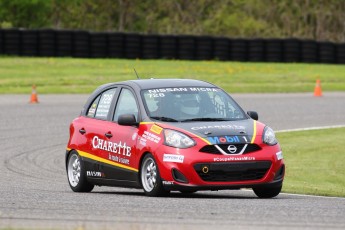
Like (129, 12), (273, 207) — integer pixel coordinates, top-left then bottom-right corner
(163, 129), (195, 148)
(263, 126), (277, 146)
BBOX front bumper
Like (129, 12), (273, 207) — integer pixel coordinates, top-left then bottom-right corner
(157, 145), (285, 191)
(162, 175), (284, 192)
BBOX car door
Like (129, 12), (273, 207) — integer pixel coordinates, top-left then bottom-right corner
(102, 87), (140, 184)
(76, 87), (118, 179)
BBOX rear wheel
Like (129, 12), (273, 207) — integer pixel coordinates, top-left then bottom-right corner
(67, 151), (94, 192)
(253, 184), (282, 198)
(140, 154), (169, 197)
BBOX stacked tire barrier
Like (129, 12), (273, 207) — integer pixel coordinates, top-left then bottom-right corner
(1, 28), (345, 64)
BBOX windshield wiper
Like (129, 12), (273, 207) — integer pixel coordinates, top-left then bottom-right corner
(180, 118), (231, 122)
(150, 116), (179, 122)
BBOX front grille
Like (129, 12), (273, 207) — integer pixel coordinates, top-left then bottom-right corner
(194, 161), (271, 182)
(199, 144), (261, 155)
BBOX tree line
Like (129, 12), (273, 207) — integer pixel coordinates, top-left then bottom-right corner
(0, 0), (344, 43)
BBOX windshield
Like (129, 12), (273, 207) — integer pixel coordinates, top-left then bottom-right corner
(142, 87), (246, 122)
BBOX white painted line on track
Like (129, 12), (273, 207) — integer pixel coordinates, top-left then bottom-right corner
(241, 189), (345, 199)
(276, 124), (345, 133)
(280, 192), (345, 199)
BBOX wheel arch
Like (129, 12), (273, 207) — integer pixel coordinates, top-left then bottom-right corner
(65, 149), (76, 170)
(66, 149), (94, 192)
(137, 151), (152, 186)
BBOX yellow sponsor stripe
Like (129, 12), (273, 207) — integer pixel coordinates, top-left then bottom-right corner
(251, 120), (257, 143)
(75, 149), (138, 172)
(139, 122), (155, 125)
(198, 136), (211, 145)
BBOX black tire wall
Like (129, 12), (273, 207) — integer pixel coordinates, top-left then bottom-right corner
(0, 28), (344, 64)
(21, 30), (38, 56)
(56, 30), (73, 57)
(38, 29), (56, 57)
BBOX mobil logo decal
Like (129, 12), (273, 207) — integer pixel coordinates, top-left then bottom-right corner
(207, 135), (241, 144)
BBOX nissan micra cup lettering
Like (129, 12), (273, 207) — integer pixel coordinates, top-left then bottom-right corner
(66, 79), (285, 198)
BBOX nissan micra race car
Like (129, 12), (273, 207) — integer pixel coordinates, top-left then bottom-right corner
(66, 79), (284, 198)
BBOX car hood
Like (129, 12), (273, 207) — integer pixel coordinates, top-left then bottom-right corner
(159, 119), (258, 144)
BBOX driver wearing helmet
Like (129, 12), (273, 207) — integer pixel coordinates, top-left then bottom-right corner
(179, 95), (200, 118)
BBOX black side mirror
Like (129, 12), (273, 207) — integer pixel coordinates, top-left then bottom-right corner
(118, 114), (138, 126)
(247, 111), (258, 121)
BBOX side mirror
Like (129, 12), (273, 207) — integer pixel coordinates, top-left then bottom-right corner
(247, 111), (258, 121)
(118, 114), (138, 126)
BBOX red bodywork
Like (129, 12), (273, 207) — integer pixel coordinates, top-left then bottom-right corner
(67, 116), (284, 190)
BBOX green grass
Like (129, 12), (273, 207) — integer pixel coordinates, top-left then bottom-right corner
(277, 127), (345, 197)
(0, 57), (345, 94)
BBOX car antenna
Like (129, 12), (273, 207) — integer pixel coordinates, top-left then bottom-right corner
(134, 68), (140, 79)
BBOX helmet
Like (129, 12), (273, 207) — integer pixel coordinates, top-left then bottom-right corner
(180, 97), (200, 115)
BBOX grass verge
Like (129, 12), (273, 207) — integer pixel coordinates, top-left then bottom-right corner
(0, 57), (345, 94)
(277, 127), (345, 197)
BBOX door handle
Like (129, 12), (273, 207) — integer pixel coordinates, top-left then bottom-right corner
(79, 128), (86, 134)
(105, 132), (113, 138)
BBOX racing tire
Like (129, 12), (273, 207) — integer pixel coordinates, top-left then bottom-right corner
(140, 154), (169, 197)
(253, 184), (282, 198)
(67, 151), (94, 192)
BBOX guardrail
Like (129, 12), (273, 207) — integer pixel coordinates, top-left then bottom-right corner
(0, 28), (344, 63)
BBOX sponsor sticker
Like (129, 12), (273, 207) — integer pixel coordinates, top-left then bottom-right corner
(132, 133), (138, 141)
(86, 171), (104, 177)
(276, 151), (283, 160)
(162, 181), (174, 185)
(191, 125), (245, 131)
(148, 87), (219, 94)
(207, 135), (241, 144)
(148, 88), (188, 93)
(92, 136), (131, 157)
(108, 153), (130, 165)
(139, 137), (147, 146)
(163, 154), (184, 163)
(142, 131), (161, 143)
(213, 156), (255, 162)
(150, 125), (163, 134)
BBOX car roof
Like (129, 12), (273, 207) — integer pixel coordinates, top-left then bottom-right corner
(112, 78), (216, 90)
(86, 78), (217, 107)
(82, 78), (218, 117)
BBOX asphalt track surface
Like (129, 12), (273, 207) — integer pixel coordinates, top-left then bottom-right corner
(1, 93), (345, 230)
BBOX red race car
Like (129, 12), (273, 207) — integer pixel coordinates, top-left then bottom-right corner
(66, 79), (284, 198)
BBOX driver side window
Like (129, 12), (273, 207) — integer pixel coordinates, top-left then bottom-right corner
(113, 89), (139, 122)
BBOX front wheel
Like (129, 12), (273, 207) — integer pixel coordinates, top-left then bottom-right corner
(67, 151), (94, 192)
(253, 184), (282, 198)
(140, 154), (169, 197)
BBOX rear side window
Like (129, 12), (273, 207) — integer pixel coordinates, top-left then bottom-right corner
(87, 88), (116, 119)
(87, 95), (101, 117)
